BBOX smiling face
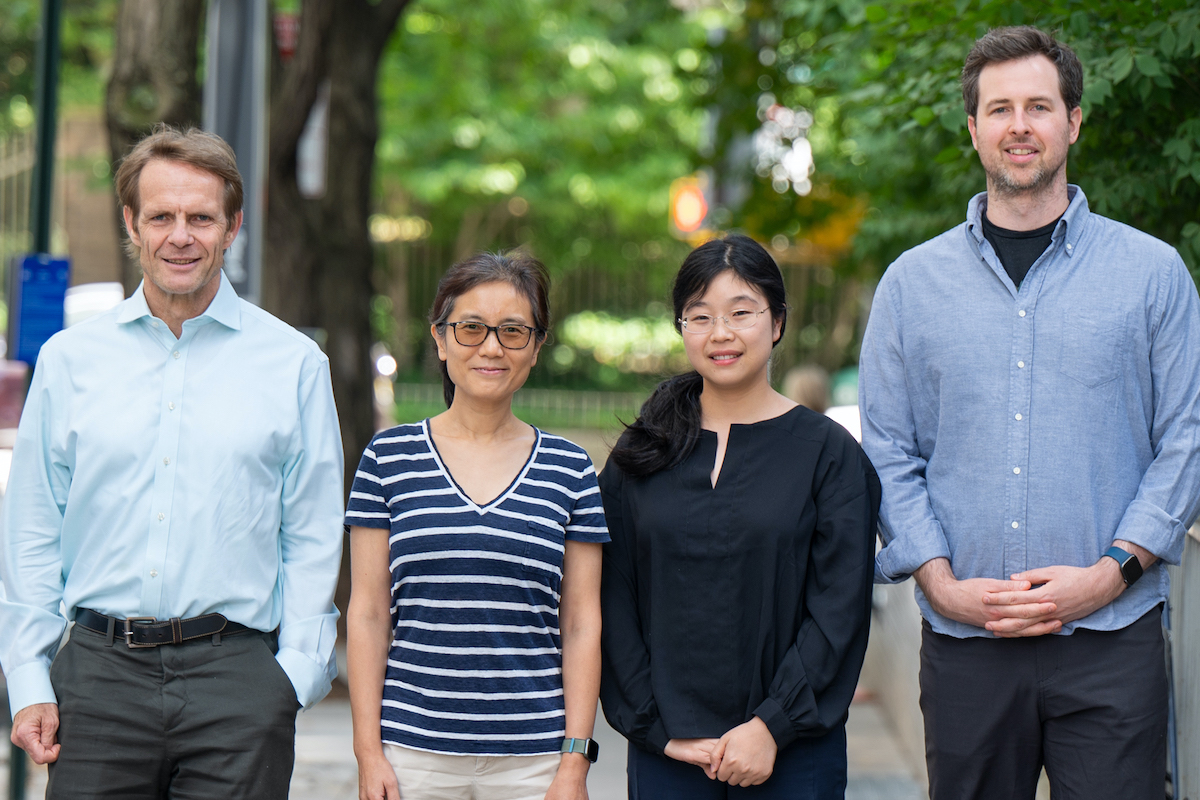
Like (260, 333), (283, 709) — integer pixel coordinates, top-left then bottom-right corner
(123, 158), (242, 319)
(432, 280), (543, 406)
(680, 270), (782, 392)
(967, 54), (1081, 200)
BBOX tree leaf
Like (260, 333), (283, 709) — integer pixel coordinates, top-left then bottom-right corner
(1110, 49), (1133, 83)
(1134, 53), (1162, 77)
(910, 105), (935, 126)
(864, 4), (886, 23)
(934, 145), (961, 164)
(939, 107), (966, 132)
(1160, 27), (1176, 58)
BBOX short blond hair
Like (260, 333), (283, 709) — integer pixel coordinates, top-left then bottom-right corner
(115, 124), (243, 256)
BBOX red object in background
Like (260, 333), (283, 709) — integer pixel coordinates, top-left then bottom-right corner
(274, 12), (299, 61)
(0, 360), (29, 430)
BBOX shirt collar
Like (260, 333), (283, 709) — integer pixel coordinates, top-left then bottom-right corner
(114, 271), (243, 330)
(967, 185), (1090, 254)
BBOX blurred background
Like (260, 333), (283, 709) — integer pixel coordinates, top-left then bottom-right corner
(1, 1), (1199, 797)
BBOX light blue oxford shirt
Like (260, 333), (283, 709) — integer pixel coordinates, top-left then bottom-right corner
(0, 272), (344, 714)
(860, 186), (1200, 638)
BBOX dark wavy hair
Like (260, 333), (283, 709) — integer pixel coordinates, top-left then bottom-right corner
(962, 26), (1083, 116)
(429, 251), (551, 407)
(608, 234), (787, 477)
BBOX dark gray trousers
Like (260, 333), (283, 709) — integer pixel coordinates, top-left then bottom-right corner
(46, 624), (300, 800)
(920, 606), (1168, 800)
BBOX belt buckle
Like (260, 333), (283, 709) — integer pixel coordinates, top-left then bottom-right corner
(124, 616), (158, 648)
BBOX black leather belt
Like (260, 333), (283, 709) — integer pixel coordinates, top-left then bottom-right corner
(75, 607), (252, 648)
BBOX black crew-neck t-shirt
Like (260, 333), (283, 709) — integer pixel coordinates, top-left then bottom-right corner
(982, 213), (1061, 288)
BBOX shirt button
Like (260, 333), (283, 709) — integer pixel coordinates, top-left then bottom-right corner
(1015, 413), (1023, 420)
(1018, 309), (1026, 317)
(1066, 243), (1073, 251)
(1017, 361), (1025, 368)
(1012, 521), (1019, 529)
(163, 457), (170, 466)
(150, 569), (158, 578)
(158, 512), (165, 522)
(1013, 467), (1021, 474)
(168, 402), (176, 411)
(173, 351), (180, 359)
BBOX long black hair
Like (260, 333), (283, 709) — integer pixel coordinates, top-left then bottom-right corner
(608, 234), (787, 477)
(429, 251), (551, 407)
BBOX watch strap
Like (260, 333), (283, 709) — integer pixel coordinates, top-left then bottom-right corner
(560, 737), (599, 763)
(1103, 546), (1144, 586)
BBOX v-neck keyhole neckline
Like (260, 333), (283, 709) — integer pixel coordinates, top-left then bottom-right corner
(424, 419), (540, 513)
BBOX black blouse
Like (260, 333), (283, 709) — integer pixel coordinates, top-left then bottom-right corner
(598, 405), (880, 754)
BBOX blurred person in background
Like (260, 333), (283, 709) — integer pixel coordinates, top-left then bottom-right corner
(0, 125), (344, 799)
(599, 234), (879, 799)
(782, 364), (831, 414)
(859, 26), (1200, 799)
(345, 251), (608, 800)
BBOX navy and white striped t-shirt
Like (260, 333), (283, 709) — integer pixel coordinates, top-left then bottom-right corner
(345, 420), (609, 756)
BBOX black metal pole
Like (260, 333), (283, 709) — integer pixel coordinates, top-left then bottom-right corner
(9, 6), (62, 798)
(29, 0), (62, 254)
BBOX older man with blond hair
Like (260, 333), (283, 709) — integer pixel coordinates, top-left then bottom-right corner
(1, 125), (344, 799)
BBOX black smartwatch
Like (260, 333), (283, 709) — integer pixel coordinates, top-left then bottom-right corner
(560, 737), (599, 763)
(1103, 546), (1144, 586)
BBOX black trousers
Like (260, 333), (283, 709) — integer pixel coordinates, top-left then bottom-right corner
(627, 724), (847, 800)
(920, 606), (1167, 800)
(46, 624), (300, 800)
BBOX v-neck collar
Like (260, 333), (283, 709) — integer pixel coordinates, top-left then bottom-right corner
(423, 418), (540, 514)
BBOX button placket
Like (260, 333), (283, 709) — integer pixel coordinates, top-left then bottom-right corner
(1005, 297), (1036, 576)
(140, 334), (190, 615)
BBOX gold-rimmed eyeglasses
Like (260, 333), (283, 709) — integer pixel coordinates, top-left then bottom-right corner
(678, 308), (769, 335)
(443, 321), (541, 350)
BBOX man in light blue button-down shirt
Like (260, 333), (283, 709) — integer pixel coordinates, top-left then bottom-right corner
(860, 27), (1200, 800)
(0, 126), (344, 799)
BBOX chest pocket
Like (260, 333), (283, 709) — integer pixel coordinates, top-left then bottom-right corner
(523, 520), (566, 586)
(1058, 311), (1128, 389)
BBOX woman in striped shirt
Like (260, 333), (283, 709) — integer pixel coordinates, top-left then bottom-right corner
(346, 252), (609, 800)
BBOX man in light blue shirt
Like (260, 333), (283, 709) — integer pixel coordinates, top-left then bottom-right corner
(859, 27), (1200, 800)
(1, 126), (344, 799)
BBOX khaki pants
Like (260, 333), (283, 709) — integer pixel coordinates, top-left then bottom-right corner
(384, 743), (561, 800)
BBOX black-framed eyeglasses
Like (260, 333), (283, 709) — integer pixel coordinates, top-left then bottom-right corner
(443, 321), (541, 350)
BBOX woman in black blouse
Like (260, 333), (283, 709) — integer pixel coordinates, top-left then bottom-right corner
(599, 234), (880, 799)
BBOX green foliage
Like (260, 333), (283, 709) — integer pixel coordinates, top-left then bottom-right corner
(706, 0), (1200, 277)
(0, 0), (115, 132)
(373, 0), (713, 304)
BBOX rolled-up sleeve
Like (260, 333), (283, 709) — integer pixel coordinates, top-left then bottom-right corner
(275, 359), (344, 708)
(859, 275), (952, 583)
(1112, 253), (1200, 564)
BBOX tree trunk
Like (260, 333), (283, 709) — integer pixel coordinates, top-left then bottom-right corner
(263, 0), (410, 630)
(104, 0), (206, 295)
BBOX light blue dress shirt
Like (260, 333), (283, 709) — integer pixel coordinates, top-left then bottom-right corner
(0, 273), (344, 714)
(860, 186), (1200, 638)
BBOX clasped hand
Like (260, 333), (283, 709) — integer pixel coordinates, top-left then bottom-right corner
(664, 716), (777, 786)
(918, 557), (1125, 638)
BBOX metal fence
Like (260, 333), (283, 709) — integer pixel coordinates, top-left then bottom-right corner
(393, 382), (645, 431)
(0, 129), (36, 281)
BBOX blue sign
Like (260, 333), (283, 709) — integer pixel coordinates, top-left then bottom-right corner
(7, 253), (70, 365)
